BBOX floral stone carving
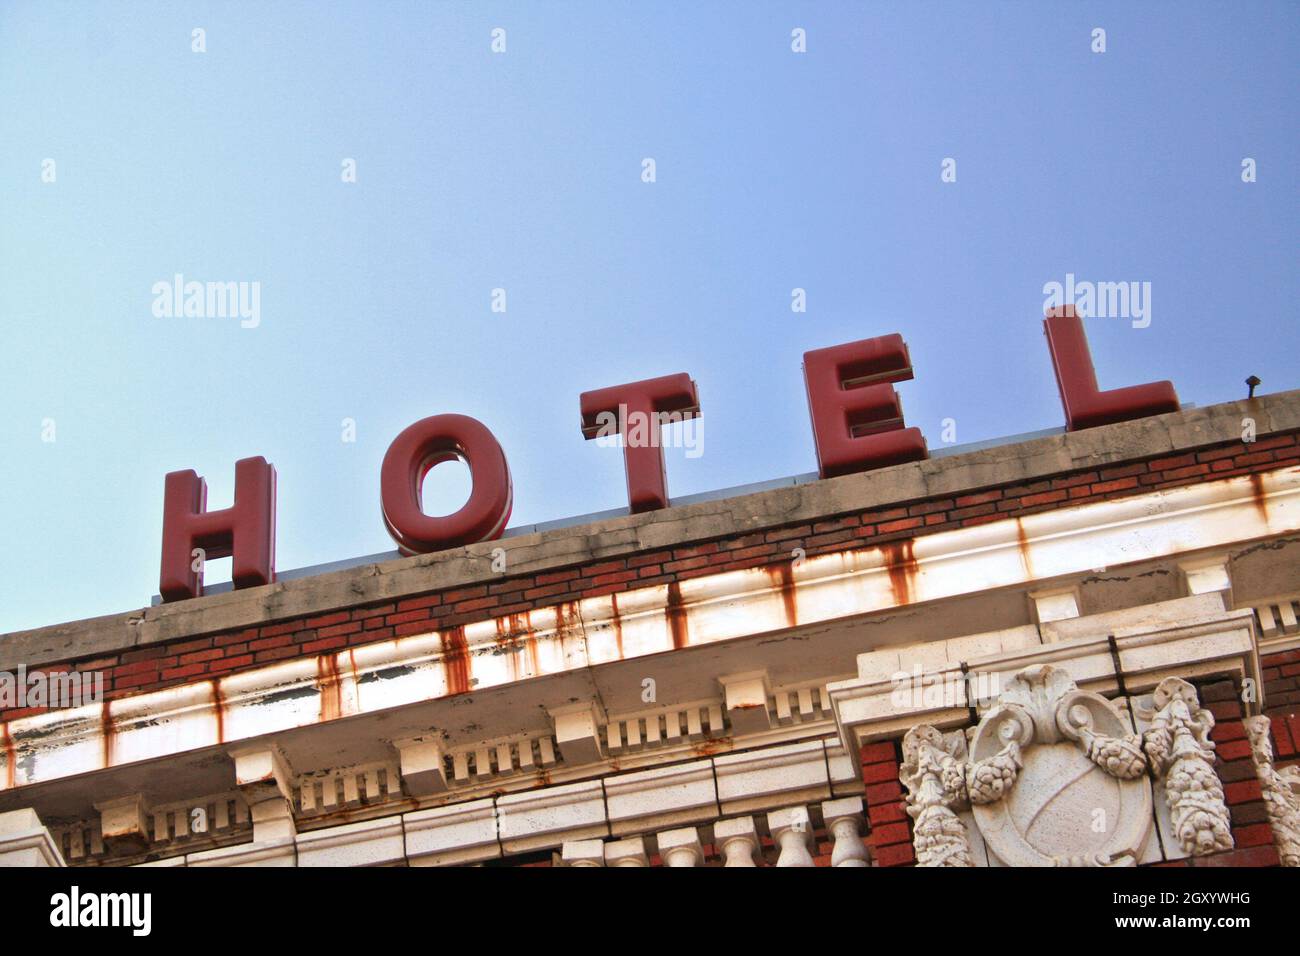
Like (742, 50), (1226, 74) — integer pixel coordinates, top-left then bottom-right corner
(964, 665), (1151, 866)
(1141, 678), (1233, 857)
(1245, 715), (1300, 866)
(900, 725), (975, 867)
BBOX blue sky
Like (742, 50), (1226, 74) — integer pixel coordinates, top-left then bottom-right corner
(1, 2), (1296, 633)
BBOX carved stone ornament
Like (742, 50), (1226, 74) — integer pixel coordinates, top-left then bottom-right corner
(1141, 678), (1233, 857)
(1245, 716), (1300, 866)
(899, 725), (975, 867)
(965, 665), (1151, 866)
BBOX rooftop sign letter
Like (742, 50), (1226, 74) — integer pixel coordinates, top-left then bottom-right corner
(580, 373), (701, 512)
(803, 334), (928, 479)
(159, 456), (277, 601)
(380, 414), (513, 554)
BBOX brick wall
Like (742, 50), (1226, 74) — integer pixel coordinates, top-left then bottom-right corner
(3, 430), (1297, 723)
(860, 740), (914, 866)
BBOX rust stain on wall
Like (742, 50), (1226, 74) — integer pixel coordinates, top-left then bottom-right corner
(691, 735), (734, 757)
(1, 722), (14, 790)
(1249, 473), (1270, 524)
(882, 539), (918, 607)
(524, 611), (541, 679)
(494, 613), (536, 681)
(666, 582), (690, 650)
(317, 655), (342, 722)
(609, 593), (625, 659)
(210, 679), (225, 744)
(765, 560), (799, 628)
(100, 700), (116, 770)
(1015, 518), (1035, 580)
(441, 626), (472, 695)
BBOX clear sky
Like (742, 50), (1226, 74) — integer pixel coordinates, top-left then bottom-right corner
(1, 2), (1296, 634)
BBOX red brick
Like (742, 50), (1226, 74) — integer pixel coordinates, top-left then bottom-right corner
(304, 612), (350, 629)
(118, 647), (166, 665)
(395, 595), (442, 612)
(535, 569), (578, 586)
(301, 636), (348, 655)
(1230, 823), (1276, 848)
(1019, 490), (1068, 507)
(112, 659), (163, 678)
(215, 629), (257, 647)
(1149, 453), (1196, 471)
(877, 517), (924, 534)
(1215, 739), (1251, 762)
(865, 781), (903, 804)
(866, 822), (911, 846)
(1210, 720), (1246, 743)
(318, 621), (362, 639)
(212, 654), (254, 670)
(873, 842), (915, 867)
(1190, 845), (1279, 867)
(1098, 462), (1147, 480)
(250, 634), (292, 652)
(1091, 477), (1139, 495)
(672, 542), (720, 559)
(386, 609), (432, 626)
(160, 664), (206, 681)
(860, 741), (897, 765)
(867, 802), (907, 825)
(453, 596), (499, 614)
(954, 490), (1001, 507)
(862, 761), (899, 784)
(1223, 779), (1262, 805)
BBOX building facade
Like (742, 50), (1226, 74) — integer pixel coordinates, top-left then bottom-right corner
(1, 389), (1298, 868)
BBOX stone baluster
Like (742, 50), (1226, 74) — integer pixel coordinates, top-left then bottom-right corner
(713, 816), (762, 866)
(767, 806), (815, 867)
(657, 826), (704, 867)
(822, 797), (869, 867)
(560, 838), (605, 867)
(604, 835), (650, 867)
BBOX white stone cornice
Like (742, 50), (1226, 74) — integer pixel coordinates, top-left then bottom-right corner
(604, 759), (717, 836)
(405, 798), (499, 867)
(496, 779), (607, 854)
(714, 739), (831, 815)
(186, 836), (296, 867)
(295, 815), (405, 867)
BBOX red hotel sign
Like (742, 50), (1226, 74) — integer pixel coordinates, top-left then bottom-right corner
(159, 309), (1180, 601)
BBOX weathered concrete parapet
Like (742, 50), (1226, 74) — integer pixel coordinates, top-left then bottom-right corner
(0, 808), (64, 867)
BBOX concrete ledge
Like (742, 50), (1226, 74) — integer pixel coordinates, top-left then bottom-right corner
(2, 390), (1296, 671)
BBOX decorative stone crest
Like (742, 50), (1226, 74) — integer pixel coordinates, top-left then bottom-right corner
(963, 665), (1151, 866)
(1141, 678), (1233, 856)
(899, 725), (974, 867)
(1245, 715), (1300, 866)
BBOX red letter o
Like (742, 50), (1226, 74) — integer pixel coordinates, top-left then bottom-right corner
(380, 414), (513, 554)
